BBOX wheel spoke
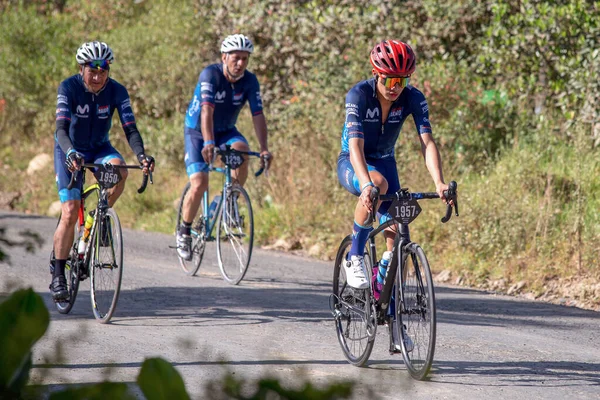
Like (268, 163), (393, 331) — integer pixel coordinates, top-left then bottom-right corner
(90, 209), (123, 323)
(217, 187), (253, 285)
(399, 246), (436, 380)
(332, 236), (375, 366)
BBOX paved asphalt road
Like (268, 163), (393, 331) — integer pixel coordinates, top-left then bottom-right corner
(1, 210), (599, 399)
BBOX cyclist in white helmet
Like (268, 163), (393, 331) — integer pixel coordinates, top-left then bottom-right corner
(176, 34), (273, 260)
(49, 41), (155, 300)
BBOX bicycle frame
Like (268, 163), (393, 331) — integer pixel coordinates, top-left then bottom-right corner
(197, 161), (234, 241)
(365, 183), (458, 322)
(366, 220), (411, 317)
(193, 146), (265, 241)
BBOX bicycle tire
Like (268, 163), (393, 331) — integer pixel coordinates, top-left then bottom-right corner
(332, 235), (376, 366)
(175, 182), (206, 276)
(53, 216), (81, 314)
(53, 251), (81, 314)
(90, 208), (123, 323)
(398, 243), (436, 380)
(216, 185), (253, 285)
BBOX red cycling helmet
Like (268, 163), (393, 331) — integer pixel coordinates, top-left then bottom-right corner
(370, 40), (416, 76)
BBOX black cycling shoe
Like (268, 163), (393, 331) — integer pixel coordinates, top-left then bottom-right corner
(50, 275), (68, 301)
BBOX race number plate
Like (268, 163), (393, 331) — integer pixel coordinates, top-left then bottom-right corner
(93, 165), (122, 189)
(389, 198), (422, 225)
(221, 152), (244, 169)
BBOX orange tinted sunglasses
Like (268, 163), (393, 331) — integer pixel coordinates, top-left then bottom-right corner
(379, 74), (410, 89)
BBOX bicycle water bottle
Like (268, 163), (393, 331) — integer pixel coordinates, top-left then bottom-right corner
(208, 195), (221, 219)
(377, 250), (393, 286)
(77, 211), (95, 255)
(373, 250), (393, 301)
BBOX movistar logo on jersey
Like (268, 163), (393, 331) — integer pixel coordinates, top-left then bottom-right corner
(215, 91), (226, 103)
(365, 107), (380, 121)
(76, 104), (89, 118)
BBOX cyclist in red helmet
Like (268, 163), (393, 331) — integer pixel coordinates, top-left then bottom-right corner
(337, 40), (450, 289)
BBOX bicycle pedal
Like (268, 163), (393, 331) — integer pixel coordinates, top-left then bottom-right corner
(53, 296), (70, 304)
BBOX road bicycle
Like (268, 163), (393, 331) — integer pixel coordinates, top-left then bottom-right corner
(50, 163), (152, 323)
(330, 181), (458, 380)
(175, 145), (268, 284)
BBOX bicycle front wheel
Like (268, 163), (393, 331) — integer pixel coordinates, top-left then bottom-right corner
(216, 185), (253, 285)
(399, 243), (436, 380)
(331, 235), (376, 366)
(175, 183), (206, 276)
(90, 208), (123, 323)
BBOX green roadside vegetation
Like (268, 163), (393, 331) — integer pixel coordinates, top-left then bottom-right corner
(1, 0), (599, 309)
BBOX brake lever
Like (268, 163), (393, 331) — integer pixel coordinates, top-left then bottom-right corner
(441, 181), (458, 223)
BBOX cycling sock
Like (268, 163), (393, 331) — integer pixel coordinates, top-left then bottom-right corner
(349, 221), (373, 257)
(53, 259), (67, 278)
(180, 221), (192, 236)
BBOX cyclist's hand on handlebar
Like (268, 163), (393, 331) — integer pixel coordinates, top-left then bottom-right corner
(259, 150), (272, 170)
(202, 143), (215, 164)
(65, 149), (84, 172)
(137, 153), (155, 175)
(436, 182), (451, 205)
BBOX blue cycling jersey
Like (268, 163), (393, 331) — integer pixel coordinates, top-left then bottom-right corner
(55, 74), (138, 152)
(341, 78), (432, 159)
(184, 63), (263, 136)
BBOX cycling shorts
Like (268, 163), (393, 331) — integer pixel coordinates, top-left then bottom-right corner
(337, 152), (400, 220)
(184, 128), (248, 177)
(54, 142), (124, 203)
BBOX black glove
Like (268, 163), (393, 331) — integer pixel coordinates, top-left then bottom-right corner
(65, 149), (84, 171)
(137, 153), (155, 166)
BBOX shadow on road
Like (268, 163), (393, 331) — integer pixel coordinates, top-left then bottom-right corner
(31, 357), (600, 388)
(434, 286), (599, 330)
(28, 283), (599, 331)
(432, 359), (600, 387)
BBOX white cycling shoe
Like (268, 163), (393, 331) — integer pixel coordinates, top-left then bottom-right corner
(344, 255), (370, 290)
(392, 323), (414, 353)
(176, 233), (192, 261)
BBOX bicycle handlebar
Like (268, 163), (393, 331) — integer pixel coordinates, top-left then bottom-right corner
(67, 163), (154, 194)
(211, 145), (270, 177)
(368, 180), (459, 224)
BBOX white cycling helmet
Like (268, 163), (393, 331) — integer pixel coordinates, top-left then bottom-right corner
(76, 41), (114, 65)
(220, 34), (254, 54)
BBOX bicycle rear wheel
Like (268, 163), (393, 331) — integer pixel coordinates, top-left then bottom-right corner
(90, 208), (123, 323)
(175, 183), (206, 276)
(216, 185), (253, 285)
(53, 250), (81, 314)
(331, 235), (376, 366)
(399, 243), (436, 380)
(53, 216), (81, 314)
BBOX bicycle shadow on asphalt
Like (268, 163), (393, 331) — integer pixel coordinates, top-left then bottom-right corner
(34, 284), (335, 327)
(34, 282), (600, 330)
